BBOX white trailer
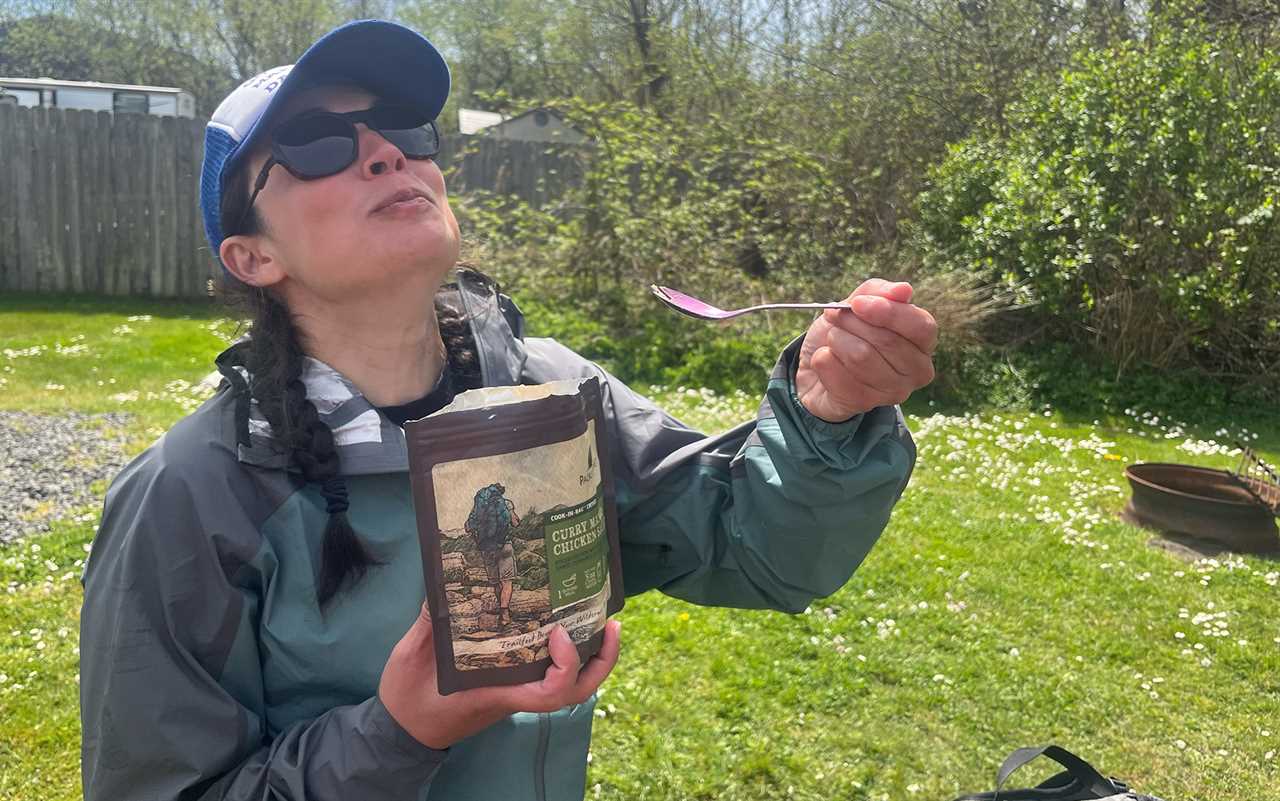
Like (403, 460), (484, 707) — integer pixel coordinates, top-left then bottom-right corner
(0, 77), (196, 118)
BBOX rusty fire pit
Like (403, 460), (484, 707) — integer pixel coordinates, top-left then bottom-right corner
(1123, 461), (1280, 554)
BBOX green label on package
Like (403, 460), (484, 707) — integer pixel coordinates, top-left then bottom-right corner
(545, 488), (608, 612)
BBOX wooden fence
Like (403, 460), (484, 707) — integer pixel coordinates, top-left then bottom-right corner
(0, 104), (586, 298)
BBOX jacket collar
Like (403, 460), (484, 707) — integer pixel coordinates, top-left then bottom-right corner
(217, 269), (528, 476)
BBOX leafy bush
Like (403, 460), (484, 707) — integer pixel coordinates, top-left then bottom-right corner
(917, 11), (1280, 396)
(553, 99), (882, 308)
(450, 102), (867, 395)
(919, 340), (1277, 431)
(453, 98), (996, 396)
(511, 290), (791, 394)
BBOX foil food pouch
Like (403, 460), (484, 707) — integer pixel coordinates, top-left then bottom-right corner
(406, 376), (624, 694)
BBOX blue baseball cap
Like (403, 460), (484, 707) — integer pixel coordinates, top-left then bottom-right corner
(199, 19), (450, 261)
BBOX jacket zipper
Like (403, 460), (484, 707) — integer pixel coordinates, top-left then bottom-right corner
(534, 711), (550, 801)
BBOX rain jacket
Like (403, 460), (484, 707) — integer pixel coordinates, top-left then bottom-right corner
(80, 271), (917, 801)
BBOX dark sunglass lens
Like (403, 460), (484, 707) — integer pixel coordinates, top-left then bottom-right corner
(384, 125), (438, 159)
(370, 107), (438, 158)
(274, 114), (355, 177)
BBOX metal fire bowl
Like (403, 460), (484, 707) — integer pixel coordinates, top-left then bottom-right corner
(1123, 463), (1280, 554)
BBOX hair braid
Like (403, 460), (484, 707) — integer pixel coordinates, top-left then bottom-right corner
(436, 298), (482, 392)
(241, 292), (382, 608)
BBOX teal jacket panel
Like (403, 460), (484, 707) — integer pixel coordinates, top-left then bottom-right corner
(80, 272), (915, 800)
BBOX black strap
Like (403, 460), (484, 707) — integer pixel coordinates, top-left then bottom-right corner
(951, 745), (1127, 801)
(995, 746), (1118, 799)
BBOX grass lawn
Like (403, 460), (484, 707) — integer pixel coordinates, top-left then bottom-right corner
(2, 293), (1278, 800)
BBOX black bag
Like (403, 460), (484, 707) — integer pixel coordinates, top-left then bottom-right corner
(951, 745), (1167, 801)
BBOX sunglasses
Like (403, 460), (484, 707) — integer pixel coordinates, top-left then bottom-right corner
(232, 104), (441, 234)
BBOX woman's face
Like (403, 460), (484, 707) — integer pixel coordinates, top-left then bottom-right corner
(226, 83), (461, 303)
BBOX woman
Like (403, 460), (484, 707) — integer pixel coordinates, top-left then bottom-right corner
(80, 19), (936, 801)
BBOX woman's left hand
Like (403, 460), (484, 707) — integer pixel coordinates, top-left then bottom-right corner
(795, 279), (938, 423)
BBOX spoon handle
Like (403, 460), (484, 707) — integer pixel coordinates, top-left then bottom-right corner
(741, 302), (850, 312)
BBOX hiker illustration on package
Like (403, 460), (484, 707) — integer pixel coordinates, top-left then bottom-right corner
(406, 376), (624, 694)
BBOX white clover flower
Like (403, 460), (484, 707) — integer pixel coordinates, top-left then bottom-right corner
(3, 345), (47, 359)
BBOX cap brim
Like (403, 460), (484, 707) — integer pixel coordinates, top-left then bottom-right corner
(224, 19), (450, 179)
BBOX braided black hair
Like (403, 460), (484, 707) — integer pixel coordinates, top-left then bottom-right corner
(217, 160), (484, 608)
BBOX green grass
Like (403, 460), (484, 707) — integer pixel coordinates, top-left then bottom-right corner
(2, 294), (1279, 800)
(0, 293), (240, 449)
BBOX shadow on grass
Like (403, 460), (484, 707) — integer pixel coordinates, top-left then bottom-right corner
(0, 291), (226, 320)
(915, 343), (1280, 452)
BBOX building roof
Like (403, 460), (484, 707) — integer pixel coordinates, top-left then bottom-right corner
(496, 106), (583, 133)
(458, 108), (508, 135)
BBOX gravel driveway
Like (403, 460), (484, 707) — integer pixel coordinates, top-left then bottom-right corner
(0, 412), (133, 545)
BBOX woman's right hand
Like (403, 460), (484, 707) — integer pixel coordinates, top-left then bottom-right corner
(377, 602), (621, 750)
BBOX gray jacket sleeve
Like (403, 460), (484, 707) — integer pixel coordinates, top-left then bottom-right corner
(79, 432), (445, 801)
(520, 335), (916, 613)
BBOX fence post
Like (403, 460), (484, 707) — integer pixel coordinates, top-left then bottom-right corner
(0, 104), (15, 292)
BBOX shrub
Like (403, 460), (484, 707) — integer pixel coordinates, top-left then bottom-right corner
(454, 100), (1001, 396)
(510, 290), (790, 394)
(917, 12), (1280, 396)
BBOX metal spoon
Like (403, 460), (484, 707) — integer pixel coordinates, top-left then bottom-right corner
(650, 285), (849, 321)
